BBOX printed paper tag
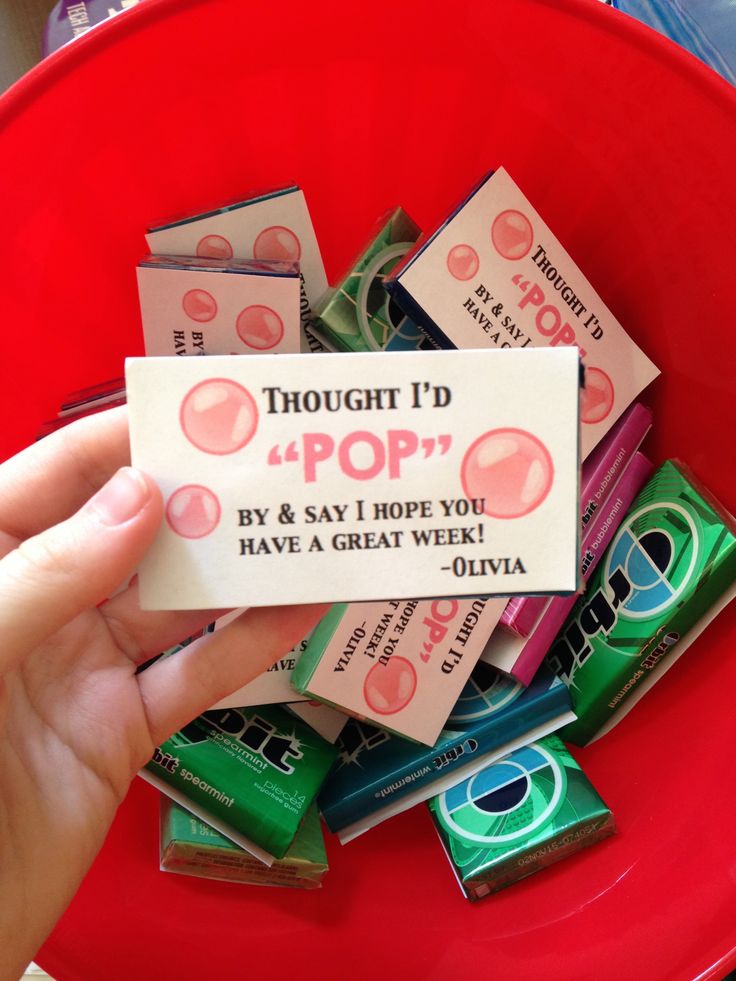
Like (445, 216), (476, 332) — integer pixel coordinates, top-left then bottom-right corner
(391, 167), (659, 459)
(297, 597), (506, 745)
(137, 257), (300, 357)
(127, 348), (581, 609)
(146, 187), (328, 354)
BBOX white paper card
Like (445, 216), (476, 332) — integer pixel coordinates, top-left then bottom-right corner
(137, 258), (300, 357)
(146, 186), (328, 354)
(127, 348), (581, 609)
(391, 167), (659, 459)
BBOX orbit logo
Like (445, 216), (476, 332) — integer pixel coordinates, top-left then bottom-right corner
(603, 502), (699, 621)
(437, 741), (566, 845)
(548, 501), (701, 683)
(355, 242), (429, 351)
(447, 661), (523, 726)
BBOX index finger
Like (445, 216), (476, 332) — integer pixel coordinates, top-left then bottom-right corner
(0, 405), (130, 544)
(137, 603), (330, 745)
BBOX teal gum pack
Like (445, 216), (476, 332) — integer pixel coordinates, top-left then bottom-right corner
(429, 735), (614, 899)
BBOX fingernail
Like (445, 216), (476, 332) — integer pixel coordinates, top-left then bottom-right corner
(89, 467), (151, 526)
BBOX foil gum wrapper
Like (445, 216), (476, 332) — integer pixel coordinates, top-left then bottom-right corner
(428, 734), (614, 900)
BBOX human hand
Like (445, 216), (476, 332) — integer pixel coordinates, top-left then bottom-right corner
(0, 406), (327, 980)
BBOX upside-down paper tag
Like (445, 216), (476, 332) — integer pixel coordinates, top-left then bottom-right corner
(126, 349), (580, 609)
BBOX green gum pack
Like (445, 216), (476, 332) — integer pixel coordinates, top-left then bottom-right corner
(313, 206), (427, 353)
(429, 735), (614, 900)
(160, 798), (328, 889)
(142, 703), (337, 861)
(546, 459), (736, 745)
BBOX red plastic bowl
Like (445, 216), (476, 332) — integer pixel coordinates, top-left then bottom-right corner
(1, 1), (735, 978)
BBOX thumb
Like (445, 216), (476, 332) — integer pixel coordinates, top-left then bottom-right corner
(0, 467), (162, 673)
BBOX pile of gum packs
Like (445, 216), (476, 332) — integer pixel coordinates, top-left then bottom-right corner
(43, 174), (736, 900)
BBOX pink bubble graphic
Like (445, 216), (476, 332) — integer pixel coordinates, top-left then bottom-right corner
(236, 304), (284, 350)
(491, 210), (533, 260)
(363, 657), (417, 716)
(196, 234), (234, 259)
(182, 288), (217, 323)
(253, 225), (302, 261)
(461, 428), (554, 519)
(180, 378), (258, 455)
(166, 485), (221, 539)
(581, 366), (615, 424)
(446, 244), (479, 281)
